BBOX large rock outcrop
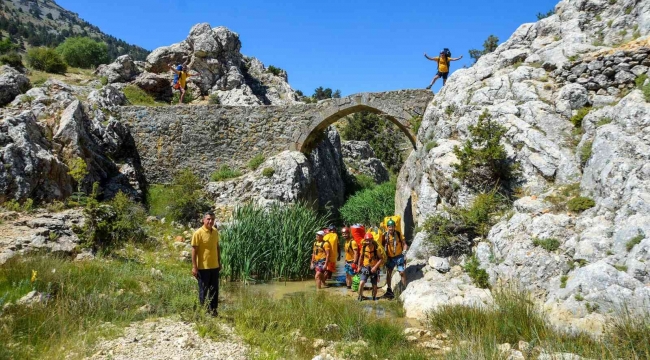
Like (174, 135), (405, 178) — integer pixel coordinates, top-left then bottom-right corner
(341, 141), (390, 184)
(396, 0), (650, 334)
(0, 65), (30, 107)
(98, 23), (300, 105)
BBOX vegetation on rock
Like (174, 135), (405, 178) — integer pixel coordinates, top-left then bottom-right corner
(532, 237), (561, 252)
(340, 180), (396, 226)
(567, 196), (595, 212)
(123, 85), (156, 105)
(56, 37), (109, 68)
(167, 169), (211, 224)
(464, 255), (490, 288)
(210, 165), (242, 182)
(469, 35), (499, 63)
(247, 154), (265, 170)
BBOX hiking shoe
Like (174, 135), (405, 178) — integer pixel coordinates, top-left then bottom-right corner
(358, 295), (364, 302)
(346, 286), (352, 290)
(426, 85), (432, 90)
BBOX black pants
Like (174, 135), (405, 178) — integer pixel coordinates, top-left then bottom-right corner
(197, 268), (220, 313)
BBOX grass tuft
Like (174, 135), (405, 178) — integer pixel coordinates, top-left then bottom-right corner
(532, 237), (561, 252)
(210, 165), (242, 182)
(247, 154), (266, 170)
(626, 231), (644, 252)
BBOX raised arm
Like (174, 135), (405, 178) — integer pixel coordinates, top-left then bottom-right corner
(168, 64), (180, 74)
(424, 53), (437, 61)
(450, 55), (464, 61)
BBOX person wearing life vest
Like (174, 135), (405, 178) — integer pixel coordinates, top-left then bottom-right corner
(310, 230), (331, 289)
(169, 62), (193, 104)
(357, 233), (383, 301)
(424, 49), (463, 89)
(323, 225), (340, 280)
(382, 219), (408, 295)
(341, 227), (359, 289)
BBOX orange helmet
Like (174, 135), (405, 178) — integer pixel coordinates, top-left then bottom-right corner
(364, 233), (374, 240)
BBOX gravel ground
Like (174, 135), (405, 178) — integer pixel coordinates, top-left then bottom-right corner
(87, 317), (249, 360)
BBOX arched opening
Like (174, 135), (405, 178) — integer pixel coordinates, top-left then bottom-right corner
(295, 104), (418, 154)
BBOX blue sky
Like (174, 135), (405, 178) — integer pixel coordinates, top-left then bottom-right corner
(56, 0), (558, 95)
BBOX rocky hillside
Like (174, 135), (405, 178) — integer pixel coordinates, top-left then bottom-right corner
(0, 0), (148, 60)
(395, 0), (650, 334)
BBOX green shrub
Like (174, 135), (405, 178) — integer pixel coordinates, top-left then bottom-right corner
(596, 117), (612, 127)
(172, 90), (195, 104)
(0, 51), (23, 69)
(423, 192), (506, 257)
(340, 111), (406, 174)
(425, 140), (438, 152)
(570, 107), (592, 128)
(1, 198), (34, 213)
(208, 93), (220, 104)
(409, 115), (422, 134)
(560, 275), (568, 288)
(445, 104), (457, 116)
(340, 181), (396, 226)
(614, 264), (628, 272)
(247, 154), (265, 170)
(220, 202), (329, 281)
(99, 76), (108, 86)
(210, 165), (242, 181)
(532, 237), (561, 252)
(78, 187), (147, 252)
(626, 231), (645, 251)
(452, 109), (520, 191)
(464, 255), (490, 288)
(353, 174), (377, 191)
(67, 157), (88, 205)
(266, 65), (284, 76)
(537, 9), (555, 20)
(567, 196), (595, 212)
(568, 54), (579, 62)
(123, 85), (155, 105)
(625, 6), (633, 14)
(262, 167), (275, 177)
(580, 141), (593, 166)
(0, 38), (18, 54)
(26, 47), (67, 74)
(56, 37), (109, 68)
(167, 169), (211, 224)
(635, 74), (648, 88)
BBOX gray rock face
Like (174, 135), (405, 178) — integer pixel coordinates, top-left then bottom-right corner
(395, 0), (650, 334)
(142, 23), (299, 105)
(0, 209), (84, 265)
(205, 151), (316, 216)
(309, 127), (349, 214)
(132, 72), (172, 101)
(0, 65), (31, 106)
(87, 85), (127, 108)
(94, 55), (141, 84)
(0, 111), (73, 203)
(341, 141), (390, 184)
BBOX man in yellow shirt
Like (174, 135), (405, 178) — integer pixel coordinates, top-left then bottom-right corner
(382, 219), (408, 296)
(357, 233), (383, 301)
(169, 63), (193, 104)
(341, 227), (359, 290)
(424, 49), (463, 88)
(323, 225), (340, 280)
(311, 230), (331, 289)
(191, 211), (221, 316)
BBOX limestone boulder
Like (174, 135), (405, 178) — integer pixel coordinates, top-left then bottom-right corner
(0, 65), (31, 106)
(87, 85), (127, 108)
(94, 55), (141, 84)
(341, 141), (390, 184)
(132, 72), (172, 101)
(0, 111), (72, 203)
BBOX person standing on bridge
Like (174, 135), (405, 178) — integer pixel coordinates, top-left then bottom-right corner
(424, 48), (463, 89)
(191, 211), (221, 316)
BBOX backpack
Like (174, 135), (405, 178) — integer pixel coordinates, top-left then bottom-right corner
(361, 239), (387, 266)
(439, 48), (452, 71)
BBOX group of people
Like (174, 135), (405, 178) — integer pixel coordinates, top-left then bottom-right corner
(310, 220), (409, 302)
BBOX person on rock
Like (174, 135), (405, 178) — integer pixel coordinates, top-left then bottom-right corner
(323, 225), (341, 281)
(357, 233), (383, 301)
(310, 230), (331, 290)
(169, 62), (192, 104)
(191, 211), (221, 316)
(424, 49), (463, 89)
(382, 219), (408, 297)
(342, 227), (359, 290)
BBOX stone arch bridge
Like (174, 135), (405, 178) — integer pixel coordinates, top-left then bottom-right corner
(116, 89), (432, 183)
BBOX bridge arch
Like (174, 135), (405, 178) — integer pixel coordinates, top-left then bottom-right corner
(291, 90), (432, 153)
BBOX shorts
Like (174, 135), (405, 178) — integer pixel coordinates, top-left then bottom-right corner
(327, 261), (336, 272)
(436, 71), (449, 80)
(386, 254), (405, 272)
(314, 260), (326, 273)
(344, 261), (356, 276)
(359, 266), (379, 285)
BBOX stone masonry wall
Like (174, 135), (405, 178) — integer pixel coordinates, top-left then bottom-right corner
(115, 90), (432, 184)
